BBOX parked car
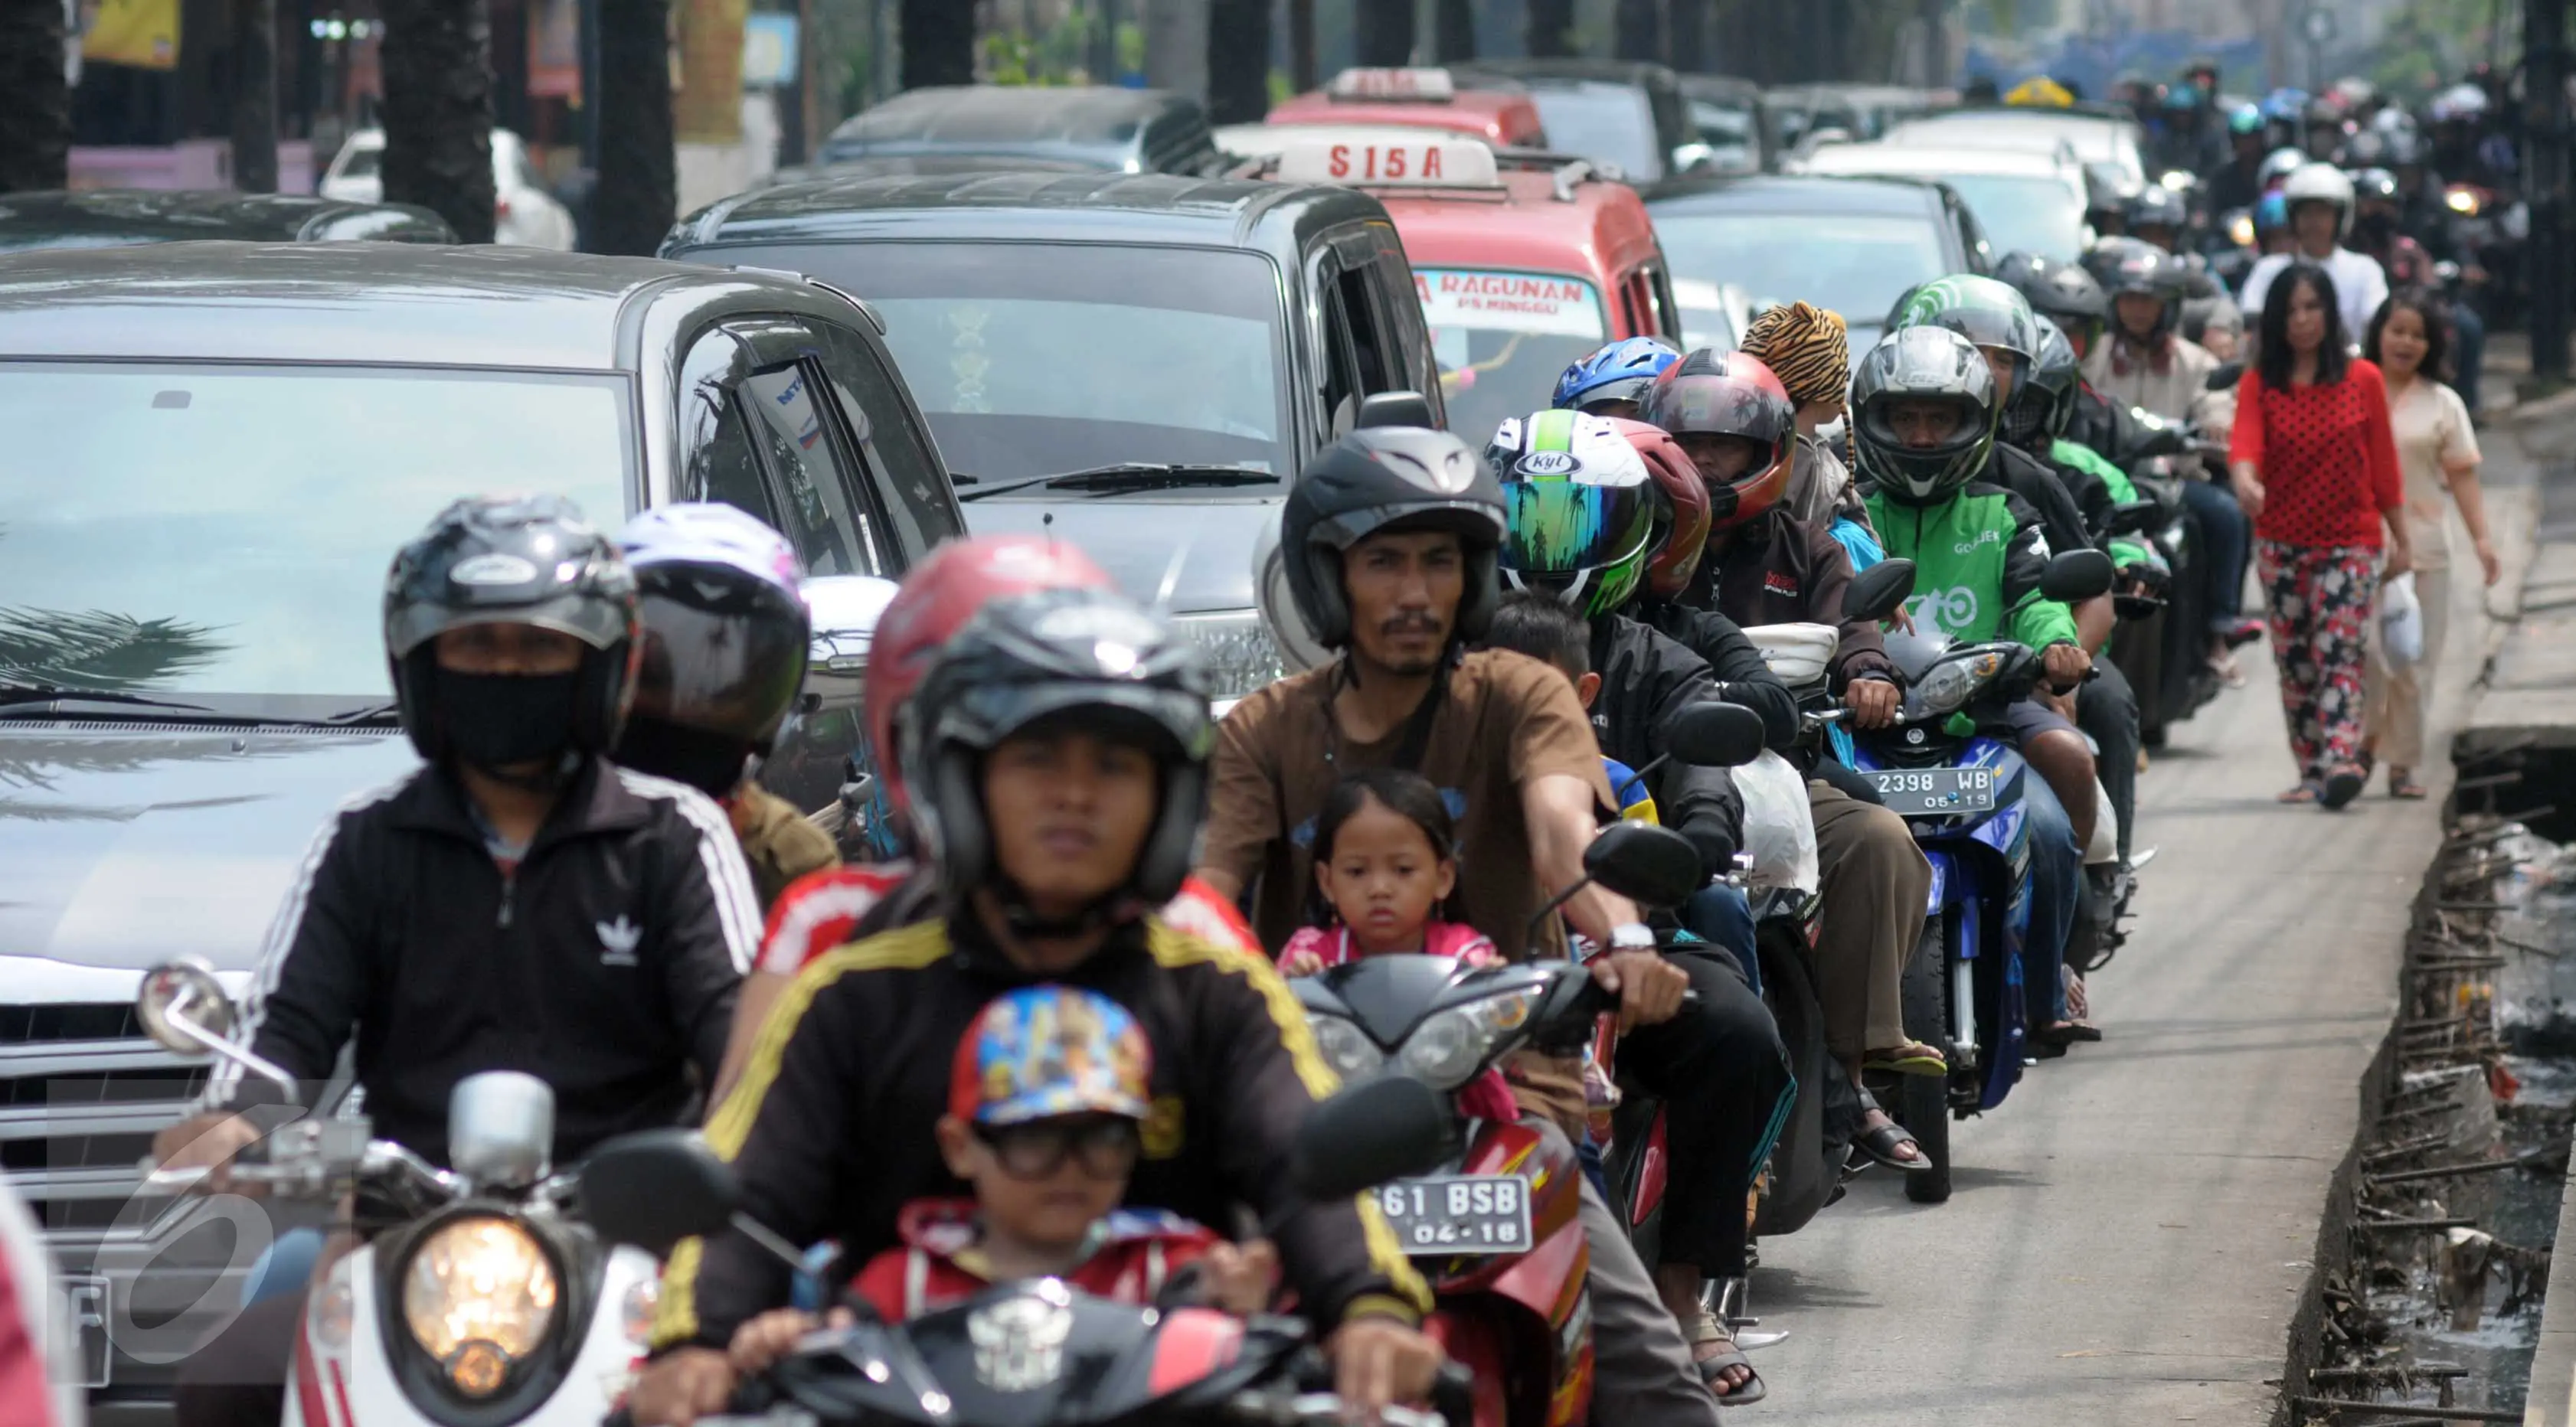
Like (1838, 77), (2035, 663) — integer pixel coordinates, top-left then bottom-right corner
(1452, 58), (1706, 182)
(1880, 104), (2147, 191)
(0, 241), (961, 1416)
(1265, 67), (1549, 149)
(0, 190), (453, 253)
(1646, 174), (1991, 365)
(319, 127), (576, 249)
(662, 169), (1447, 702)
(1677, 73), (1768, 175)
(815, 86), (1225, 177)
(1792, 142), (2091, 263)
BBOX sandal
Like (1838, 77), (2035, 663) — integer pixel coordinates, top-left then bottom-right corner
(1684, 1308), (1767, 1405)
(2207, 651), (2249, 689)
(1862, 1040), (1948, 1077)
(2320, 763), (2367, 811)
(2389, 767), (2428, 800)
(2034, 1019), (2104, 1045)
(1848, 1108), (1936, 1173)
(2277, 781), (2323, 805)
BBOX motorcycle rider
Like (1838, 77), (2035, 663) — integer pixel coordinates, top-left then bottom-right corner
(154, 495), (760, 1427)
(2124, 185), (2192, 256)
(2350, 164), (2487, 413)
(632, 579), (1445, 1426)
(1554, 335), (1684, 420)
(613, 503), (839, 909)
(2083, 240), (2228, 428)
(1852, 325), (2100, 1046)
(1198, 425), (1769, 1414)
(1734, 299), (1874, 537)
(2241, 162), (2391, 342)
(2202, 104), (2274, 218)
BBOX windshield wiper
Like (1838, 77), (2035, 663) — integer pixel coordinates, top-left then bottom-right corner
(0, 681), (214, 715)
(953, 462), (1280, 502)
(320, 701), (403, 727)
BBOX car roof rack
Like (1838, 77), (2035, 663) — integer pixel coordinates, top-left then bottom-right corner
(1490, 147), (1626, 198)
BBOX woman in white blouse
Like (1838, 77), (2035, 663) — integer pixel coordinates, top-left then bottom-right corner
(2360, 289), (2499, 799)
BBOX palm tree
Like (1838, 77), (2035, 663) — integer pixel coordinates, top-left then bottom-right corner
(0, 608), (232, 694)
(591, 0), (675, 255)
(378, 0), (499, 242)
(1353, 0), (1414, 66)
(0, 0), (70, 193)
(1207, 0), (1270, 123)
(902, 0), (974, 88)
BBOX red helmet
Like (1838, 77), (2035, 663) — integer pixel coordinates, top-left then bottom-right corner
(1639, 350), (1796, 534)
(1603, 417), (1712, 598)
(865, 536), (1114, 841)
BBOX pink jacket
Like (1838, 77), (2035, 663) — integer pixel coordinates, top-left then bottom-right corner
(1281, 922), (1519, 1125)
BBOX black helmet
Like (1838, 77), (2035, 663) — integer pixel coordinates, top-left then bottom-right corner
(384, 494), (640, 766)
(1852, 326), (2001, 507)
(2351, 165), (2400, 204)
(2123, 185), (2189, 243)
(1280, 426), (1506, 651)
(1994, 250), (2110, 355)
(901, 586), (1211, 925)
(613, 503), (813, 795)
(2023, 322), (2084, 445)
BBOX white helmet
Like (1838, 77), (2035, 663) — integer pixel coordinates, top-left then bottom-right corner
(2280, 162), (2356, 237)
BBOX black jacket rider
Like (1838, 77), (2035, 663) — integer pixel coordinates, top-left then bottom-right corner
(1584, 612), (1791, 875)
(199, 756), (757, 1170)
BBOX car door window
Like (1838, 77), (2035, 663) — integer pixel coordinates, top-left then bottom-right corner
(806, 319), (965, 563)
(675, 328), (783, 529)
(1316, 258), (1365, 436)
(1642, 264), (1681, 340)
(1334, 265), (1394, 396)
(1365, 231), (1444, 420)
(740, 359), (884, 577)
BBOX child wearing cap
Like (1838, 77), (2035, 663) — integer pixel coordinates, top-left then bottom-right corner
(726, 985), (1272, 1372)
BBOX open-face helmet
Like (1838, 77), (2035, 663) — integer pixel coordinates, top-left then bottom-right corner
(1850, 325), (2000, 508)
(1279, 426), (1505, 650)
(2281, 161), (2357, 237)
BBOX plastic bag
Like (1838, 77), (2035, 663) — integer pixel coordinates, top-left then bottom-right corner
(1734, 750), (1820, 894)
(2380, 570), (2424, 668)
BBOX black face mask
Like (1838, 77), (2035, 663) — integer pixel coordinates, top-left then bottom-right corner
(437, 668), (580, 773)
(615, 714), (751, 795)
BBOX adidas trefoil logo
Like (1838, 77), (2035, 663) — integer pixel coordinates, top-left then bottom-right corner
(597, 915), (642, 967)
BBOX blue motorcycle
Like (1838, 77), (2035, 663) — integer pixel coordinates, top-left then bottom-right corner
(1845, 551), (2113, 1204)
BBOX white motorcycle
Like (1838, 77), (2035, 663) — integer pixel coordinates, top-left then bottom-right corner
(132, 958), (667, 1427)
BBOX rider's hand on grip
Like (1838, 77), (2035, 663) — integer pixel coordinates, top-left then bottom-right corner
(1327, 1314), (1445, 1423)
(1590, 952), (1687, 1030)
(149, 1112), (263, 1196)
(628, 1345), (736, 1427)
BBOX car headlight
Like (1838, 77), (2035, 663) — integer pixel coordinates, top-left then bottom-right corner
(1309, 1013), (1386, 1082)
(1173, 609), (1285, 702)
(1904, 651), (2006, 720)
(401, 1216), (558, 1396)
(1398, 988), (1541, 1092)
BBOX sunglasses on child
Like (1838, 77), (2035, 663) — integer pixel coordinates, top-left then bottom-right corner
(973, 1114), (1143, 1179)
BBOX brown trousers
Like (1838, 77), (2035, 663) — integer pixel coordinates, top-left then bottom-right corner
(1808, 780), (1932, 1061)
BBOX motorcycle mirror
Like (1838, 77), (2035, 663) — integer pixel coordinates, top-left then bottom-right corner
(2205, 360), (2244, 391)
(2040, 548), (2117, 603)
(1841, 557), (1917, 623)
(1291, 1076), (1457, 1202)
(2105, 499), (2164, 537)
(1580, 821), (1709, 910)
(1662, 700), (1767, 769)
(449, 1072), (555, 1190)
(136, 958), (303, 1104)
(1355, 390), (1437, 429)
(580, 1129), (741, 1256)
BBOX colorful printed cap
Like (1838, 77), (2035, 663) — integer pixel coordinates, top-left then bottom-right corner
(948, 985), (1154, 1127)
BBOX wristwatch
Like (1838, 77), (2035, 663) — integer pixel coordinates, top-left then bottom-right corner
(1607, 922), (1657, 952)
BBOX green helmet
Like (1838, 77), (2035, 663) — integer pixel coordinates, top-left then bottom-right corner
(1852, 325), (2000, 508)
(1888, 273), (2046, 387)
(1489, 409), (1660, 619)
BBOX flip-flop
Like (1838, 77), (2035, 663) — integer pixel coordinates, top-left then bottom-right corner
(2207, 653), (2249, 689)
(1685, 1308), (1767, 1406)
(2277, 782), (2323, 805)
(2321, 764), (2367, 811)
(2034, 1019), (2104, 1045)
(2389, 769), (2428, 800)
(1862, 1040), (1949, 1077)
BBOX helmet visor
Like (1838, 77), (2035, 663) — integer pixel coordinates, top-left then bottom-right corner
(1500, 479), (1659, 580)
(632, 587), (811, 744)
(1643, 376), (1795, 443)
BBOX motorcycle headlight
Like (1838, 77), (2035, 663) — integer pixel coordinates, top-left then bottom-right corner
(2446, 187), (2480, 215)
(1309, 1013), (1386, 1082)
(1904, 651), (2006, 720)
(2228, 212), (2255, 248)
(1172, 609), (1286, 703)
(1397, 988), (1542, 1092)
(401, 1216), (558, 1396)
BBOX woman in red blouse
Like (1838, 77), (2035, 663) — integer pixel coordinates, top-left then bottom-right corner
(2229, 264), (2414, 809)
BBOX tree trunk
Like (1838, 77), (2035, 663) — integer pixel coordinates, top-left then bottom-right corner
(1525, 0), (1576, 57)
(379, 0), (499, 243)
(1433, 0), (1475, 60)
(1352, 0), (1414, 65)
(900, 0), (975, 87)
(0, 0), (70, 193)
(1288, 0), (1316, 89)
(590, 0), (673, 254)
(1205, 0), (1270, 123)
(1669, 0), (1708, 71)
(1613, 0), (1659, 61)
(232, 0), (280, 191)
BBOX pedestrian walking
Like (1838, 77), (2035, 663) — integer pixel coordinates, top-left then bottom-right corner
(2359, 289), (2500, 799)
(2227, 263), (2414, 810)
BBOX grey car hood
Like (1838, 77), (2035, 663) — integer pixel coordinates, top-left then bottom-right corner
(960, 496), (1283, 615)
(0, 724), (420, 1001)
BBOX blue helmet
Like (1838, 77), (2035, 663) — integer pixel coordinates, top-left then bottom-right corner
(1551, 336), (1683, 412)
(2254, 191), (2290, 233)
(2228, 103), (2264, 136)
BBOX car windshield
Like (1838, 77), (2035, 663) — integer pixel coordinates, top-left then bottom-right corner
(1417, 267), (1610, 444)
(1937, 173), (2087, 261)
(0, 363), (630, 701)
(1653, 210), (1949, 328)
(746, 242), (1290, 491)
(1527, 87), (1663, 179)
(1689, 100), (1760, 173)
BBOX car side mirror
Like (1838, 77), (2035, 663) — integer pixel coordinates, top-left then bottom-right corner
(2040, 548), (2117, 602)
(1581, 821), (1708, 910)
(1842, 557), (1917, 623)
(1355, 391), (1436, 429)
(580, 1130), (740, 1256)
(2205, 360), (2244, 391)
(1292, 1076), (1456, 1201)
(2105, 499), (2164, 537)
(1663, 700), (1767, 769)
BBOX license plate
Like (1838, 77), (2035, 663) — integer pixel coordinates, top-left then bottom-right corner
(1373, 1175), (1533, 1256)
(56, 1273), (109, 1389)
(1868, 765), (1998, 816)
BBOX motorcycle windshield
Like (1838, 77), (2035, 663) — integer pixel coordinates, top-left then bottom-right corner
(1881, 627), (1955, 682)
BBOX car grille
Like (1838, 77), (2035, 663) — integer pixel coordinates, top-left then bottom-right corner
(0, 1003), (208, 1244)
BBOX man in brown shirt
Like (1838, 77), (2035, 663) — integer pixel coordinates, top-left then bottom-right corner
(1203, 425), (1787, 1412)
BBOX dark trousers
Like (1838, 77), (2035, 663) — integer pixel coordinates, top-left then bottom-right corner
(173, 1288), (299, 1427)
(1617, 949), (1793, 1279)
(2182, 477), (2251, 630)
(2077, 658), (2142, 860)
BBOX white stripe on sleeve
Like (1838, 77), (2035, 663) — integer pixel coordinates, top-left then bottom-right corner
(615, 768), (763, 973)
